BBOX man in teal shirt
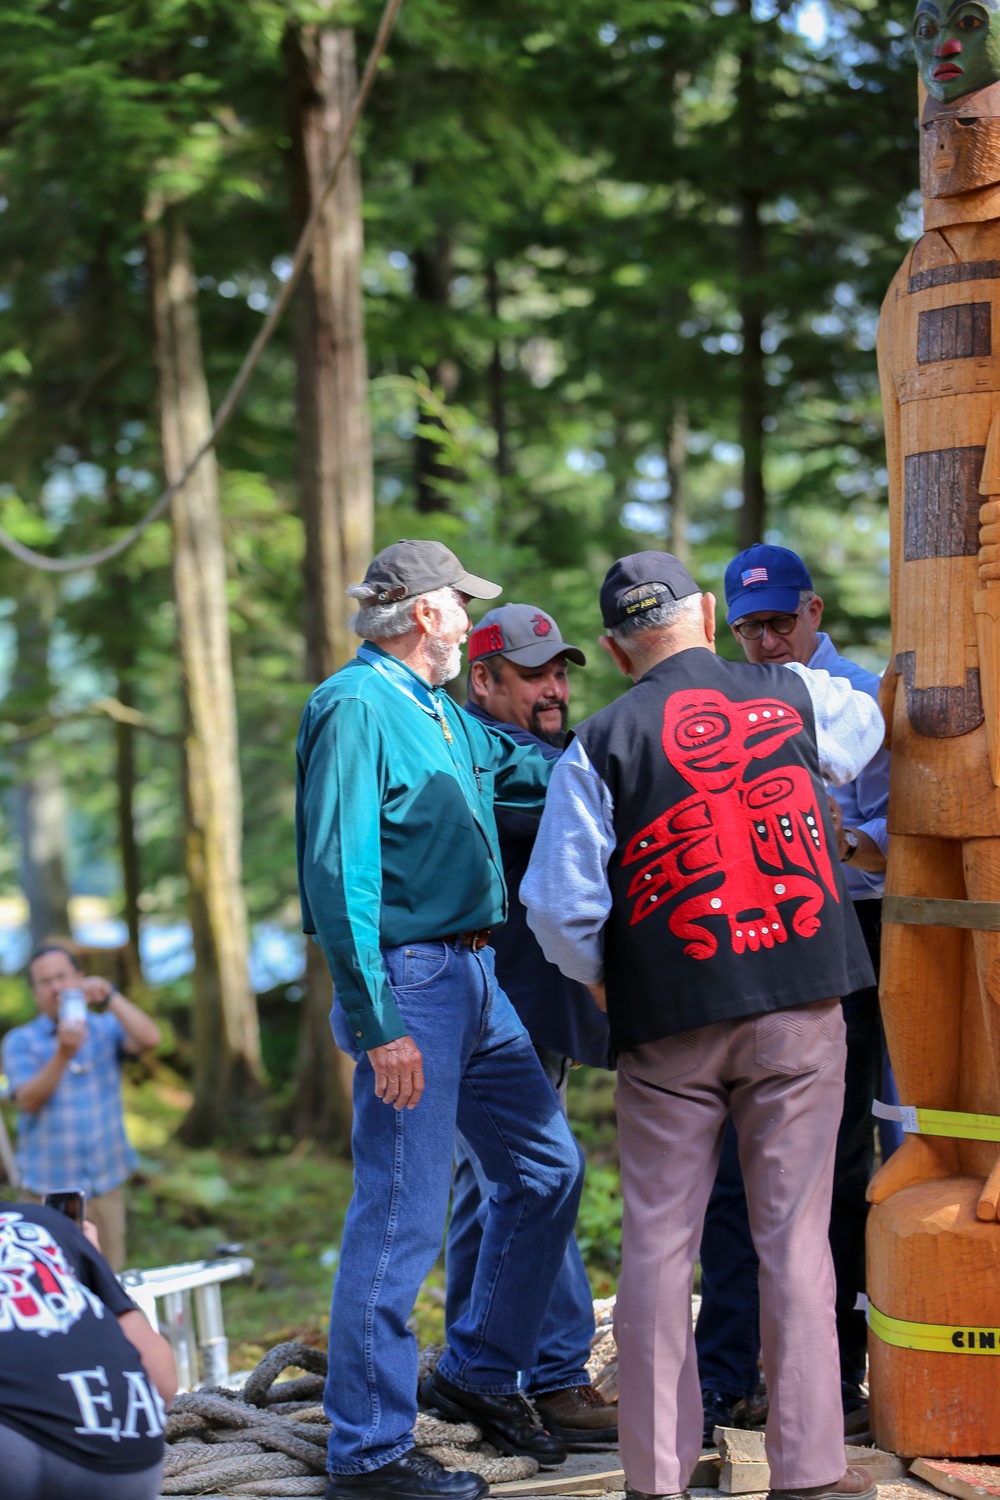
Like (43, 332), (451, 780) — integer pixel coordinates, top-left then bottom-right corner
(297, 541), (581, 1500)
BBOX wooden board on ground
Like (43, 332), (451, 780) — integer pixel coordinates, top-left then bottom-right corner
(713, 1427), (905, 1494)
(911, 1458), (1000, 1500)
(490, 1467), (624, 1495)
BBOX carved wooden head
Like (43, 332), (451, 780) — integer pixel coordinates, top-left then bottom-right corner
(914, 0), (1000, 103)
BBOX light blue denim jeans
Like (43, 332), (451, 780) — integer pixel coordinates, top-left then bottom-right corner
(445, 1046), (594, 1394)
(324, 940), (582, 1474)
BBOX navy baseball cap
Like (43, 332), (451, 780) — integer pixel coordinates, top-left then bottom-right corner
(600, 552), (701, 628)
(724, 545), (813, 625)
(468, 604), (586, 668)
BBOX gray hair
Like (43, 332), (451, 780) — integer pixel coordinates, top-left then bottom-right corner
(607, 588), (703, 647)
(349, 583), (460, 641)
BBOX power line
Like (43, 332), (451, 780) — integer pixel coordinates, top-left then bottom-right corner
(0, 0), (404, 574)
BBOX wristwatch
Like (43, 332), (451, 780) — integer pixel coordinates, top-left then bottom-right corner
(842, 828), (859, 863)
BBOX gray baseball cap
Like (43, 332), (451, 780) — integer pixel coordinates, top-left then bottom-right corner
(357, 539), (502, 605)
(468, 604), (587, 669)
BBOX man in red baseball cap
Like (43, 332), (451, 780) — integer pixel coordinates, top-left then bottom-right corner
(443, 604), (615, 1448)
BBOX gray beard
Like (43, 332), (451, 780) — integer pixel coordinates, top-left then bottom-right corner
(426, 637), (463, 686)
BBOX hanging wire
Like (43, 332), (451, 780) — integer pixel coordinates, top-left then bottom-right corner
(0, 0), (404, 574)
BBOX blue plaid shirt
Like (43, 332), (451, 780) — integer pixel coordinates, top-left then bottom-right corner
(1, 1011), (137, 1196)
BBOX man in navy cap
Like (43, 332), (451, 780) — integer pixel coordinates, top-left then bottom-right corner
(445, 604), (615, 1448)
(694, 544), (891, 1440)
(522, 551), (883, 1500)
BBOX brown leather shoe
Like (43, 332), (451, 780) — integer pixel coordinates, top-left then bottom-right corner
(625, 1489), (688, 1500)
(532, 1385), (619, 1448)
(768, 1467), (877, 1500)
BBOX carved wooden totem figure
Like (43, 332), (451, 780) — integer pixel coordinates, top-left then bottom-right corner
(870, 0), (1000, 1455)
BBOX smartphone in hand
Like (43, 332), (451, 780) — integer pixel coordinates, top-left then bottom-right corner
(44, 1189), (86, 1226)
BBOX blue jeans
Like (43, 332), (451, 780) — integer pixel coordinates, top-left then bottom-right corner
(696, 902), (885, 1400)
(445, 1047), (594, 1394)
(324, 940), (582, 1474)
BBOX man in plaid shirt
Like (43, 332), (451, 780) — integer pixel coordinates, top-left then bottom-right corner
(1, 945), (160, 1270)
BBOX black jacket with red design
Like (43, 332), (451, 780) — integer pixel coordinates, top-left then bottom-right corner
(523, 648), (880, 1052)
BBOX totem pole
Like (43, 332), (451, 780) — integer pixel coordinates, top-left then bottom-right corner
(870, 0), (1000, 1455)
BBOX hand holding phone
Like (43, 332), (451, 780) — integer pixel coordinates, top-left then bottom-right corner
(44, 1189), (86, 1226)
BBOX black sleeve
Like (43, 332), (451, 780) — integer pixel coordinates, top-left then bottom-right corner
(39, 1209), (139, 1317)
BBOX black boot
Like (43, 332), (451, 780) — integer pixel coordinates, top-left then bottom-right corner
(325, 1451), (488, 1500)
(419, 1369), (568, 1464)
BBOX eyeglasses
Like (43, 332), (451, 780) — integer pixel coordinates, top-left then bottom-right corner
(733, 605), (807, 641)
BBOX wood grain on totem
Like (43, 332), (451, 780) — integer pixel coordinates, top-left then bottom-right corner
(917, 304), (991, 364)
(882, 895), (1000, 929)
(868, 1179), (1000, 1457)
(873, 94), (1000, 1456)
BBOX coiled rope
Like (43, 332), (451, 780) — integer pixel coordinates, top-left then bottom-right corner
(161, 1341), (539, 1497)
(0, 0), (404, 575)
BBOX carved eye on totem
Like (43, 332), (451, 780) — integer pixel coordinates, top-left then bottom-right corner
(916, 17), (938, 38)
(957, 11), (986, 30)
(673, 712), (730, 751)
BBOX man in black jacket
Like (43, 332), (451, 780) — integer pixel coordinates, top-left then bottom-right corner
(445, 603), (615, 1448)
(523, 555), (883, 1500)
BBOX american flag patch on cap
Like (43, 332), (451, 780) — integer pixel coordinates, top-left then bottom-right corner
(742, 566), (768, 585)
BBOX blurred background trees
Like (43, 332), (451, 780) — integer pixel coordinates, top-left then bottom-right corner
(0, 0), (915, 1143)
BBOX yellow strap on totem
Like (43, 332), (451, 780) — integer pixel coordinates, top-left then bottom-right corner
(872, 1100), (1000, 1143)
(867, 1302), (1000, 1355)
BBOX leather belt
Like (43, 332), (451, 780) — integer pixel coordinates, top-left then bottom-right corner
(439, 929), (492, 951)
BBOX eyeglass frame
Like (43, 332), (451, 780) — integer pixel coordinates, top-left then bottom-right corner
(731, 602), (810, 641)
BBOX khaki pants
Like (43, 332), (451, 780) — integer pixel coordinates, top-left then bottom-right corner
(21, 1185), (127, 1272)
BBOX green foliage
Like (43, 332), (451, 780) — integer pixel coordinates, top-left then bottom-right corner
(0, 2), (918, 998)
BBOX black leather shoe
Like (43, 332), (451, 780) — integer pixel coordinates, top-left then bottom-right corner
(419, 1369), (568, 1465)
(325, 1451), (488, 1500)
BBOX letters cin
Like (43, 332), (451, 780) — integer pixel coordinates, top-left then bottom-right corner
(950, 1328), (1000, 1350)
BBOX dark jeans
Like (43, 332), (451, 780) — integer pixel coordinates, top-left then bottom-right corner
(695, 900), (883, 1400)
(445, 1045), (594, 1393)
(0, 1421), (162, 1500)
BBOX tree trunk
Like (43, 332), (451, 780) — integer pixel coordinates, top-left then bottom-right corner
(412, 174), (460, 511)
(486, 262), (509, 482)
(286, 17), (372, 1146)
(114, 674), (143, 978)
(12, 767), (71, 948)
(737, 0), (767, 549)
(106, 482), (143, 983)
(666, 402), (691, 567)
(147, 206), (262, 1143)
(10, 582), (72, 948)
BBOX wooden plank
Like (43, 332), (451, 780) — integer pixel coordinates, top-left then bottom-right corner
(911, 1458), (1000, 1500)
(714, 1428), (767, 1464)
(714, 1431), (904, 1495)
(846, 1447), (907, 1481)
(690, 1453), (722, 1488)
(490, 1453), (722, 1496)
(720, 1459), (769, 1494)
(882, 895), (1000, 931)
(490, 1468), (625, 1496)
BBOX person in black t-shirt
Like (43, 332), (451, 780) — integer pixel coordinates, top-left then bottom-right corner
(0, 1203), (176, 1500)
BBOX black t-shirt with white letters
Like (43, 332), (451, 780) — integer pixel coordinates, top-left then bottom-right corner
(0, 1204), (165, 1472)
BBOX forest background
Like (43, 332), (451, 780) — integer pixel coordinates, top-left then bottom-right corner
(0, 0), (917, 1356)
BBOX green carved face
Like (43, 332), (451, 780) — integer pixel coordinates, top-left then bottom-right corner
(914, 0), (1000, 102)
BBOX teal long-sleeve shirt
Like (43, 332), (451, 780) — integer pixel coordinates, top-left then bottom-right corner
(295, 645), (555, 1050)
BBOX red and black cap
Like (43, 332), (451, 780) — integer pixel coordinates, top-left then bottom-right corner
(600, 551), (700, 628)
(356, 539), (501, 605)
(468, 604), (587, 669)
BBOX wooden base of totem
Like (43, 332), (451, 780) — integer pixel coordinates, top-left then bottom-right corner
(868, 1176), (1000, 1456)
